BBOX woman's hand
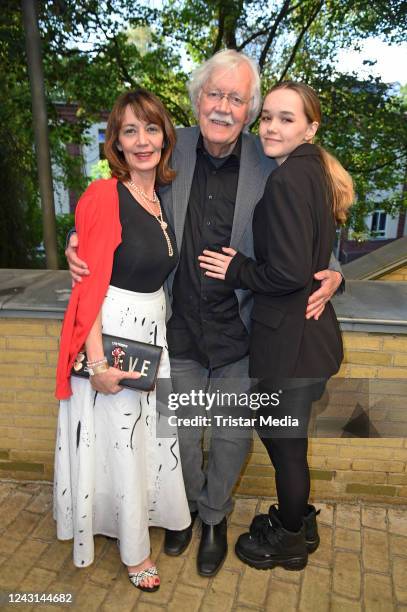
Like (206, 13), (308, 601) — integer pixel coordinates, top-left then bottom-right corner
(90, 367), (141, 394)
(198, 247), (237, 280)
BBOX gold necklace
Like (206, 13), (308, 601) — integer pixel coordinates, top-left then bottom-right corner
(125, 181), (174, 257)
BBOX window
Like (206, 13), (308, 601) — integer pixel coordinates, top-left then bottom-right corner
(370, 211), (387, 238)
(98, 129), (106, 159)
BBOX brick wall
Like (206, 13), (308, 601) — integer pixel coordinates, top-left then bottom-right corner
(0, 317), (407, 503)
(240, 331), (407, 503)
(339, 332), (407, 378)
(0, 319), (59, 481)
(376, 264), (407, 281)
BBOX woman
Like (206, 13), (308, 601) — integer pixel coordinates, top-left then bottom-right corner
(55, 89), (190, 591)
(199, 81), (353, 570)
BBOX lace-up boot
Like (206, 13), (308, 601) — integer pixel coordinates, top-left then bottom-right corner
(235, 518), (308, 570)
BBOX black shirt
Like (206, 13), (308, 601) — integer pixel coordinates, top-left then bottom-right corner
(110, 182), (178, 292)
(167, 135), (249, 368)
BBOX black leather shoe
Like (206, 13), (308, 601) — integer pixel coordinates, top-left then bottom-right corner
(249, 504), (320, 553)
(236, 520), (308, 571)
(197, 517), (228, 576)
(164, 511), (198, 556)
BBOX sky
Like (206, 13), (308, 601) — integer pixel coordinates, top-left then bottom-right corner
(172, 34), (407, 88)
(337, 39), (407, 86)
(167, 36), (407, 88)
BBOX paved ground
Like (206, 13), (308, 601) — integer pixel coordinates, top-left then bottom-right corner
(0, 481), (406, 611)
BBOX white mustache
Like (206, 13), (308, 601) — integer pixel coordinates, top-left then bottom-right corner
(208, 111), (234, 125)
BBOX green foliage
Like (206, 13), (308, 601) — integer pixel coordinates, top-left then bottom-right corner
(55, 213), (75, 269)
(0, 3), (42, 267)
(1, 0), (406, 268)
(89, 160), (112, 181)
(311, 74), (407, 229)
(158, 0), (406, 234)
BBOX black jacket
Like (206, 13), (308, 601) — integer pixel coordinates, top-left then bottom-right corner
(226, 143), (343, 379)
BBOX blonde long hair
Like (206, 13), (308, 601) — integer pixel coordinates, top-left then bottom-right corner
(266, 81), (354, 224)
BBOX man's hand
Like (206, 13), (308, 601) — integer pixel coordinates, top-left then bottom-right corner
(65, 232), (90, 287)
(306, 270), (342, 320)
(90, 368), (141, 394)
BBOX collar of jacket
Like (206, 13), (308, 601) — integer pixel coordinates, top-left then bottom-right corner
(288, 143), (320, 158)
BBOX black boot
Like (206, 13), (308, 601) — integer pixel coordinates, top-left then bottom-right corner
(302, 505), (320, 553)
(197, 517), (228, 576)
(164, 511), (198, 556)
(235, 520), (308, 571)
(249, 504), (320, 553)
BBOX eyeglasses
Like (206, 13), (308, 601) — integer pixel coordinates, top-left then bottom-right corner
(202, 89), (251, 108)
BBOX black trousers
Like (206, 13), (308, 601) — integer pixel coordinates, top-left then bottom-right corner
(254, 379), (326, 532)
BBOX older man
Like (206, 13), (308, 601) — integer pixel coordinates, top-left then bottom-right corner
(67, 50), (342, 576)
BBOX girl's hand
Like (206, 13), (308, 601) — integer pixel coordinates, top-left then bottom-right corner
(90, 367), (141, 394)
(306, 270), (343, 320)
(198, 247), (237, 280)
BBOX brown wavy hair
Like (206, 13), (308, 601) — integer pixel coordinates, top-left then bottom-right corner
(266, 81), (354, 224)
(104, 89), (176, 185)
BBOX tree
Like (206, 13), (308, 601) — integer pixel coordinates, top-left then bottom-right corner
(0, 2), (42, 267)
(159, 0), (407, 222)
(22, 0), (58, 269)
(1, 0), (406, 267)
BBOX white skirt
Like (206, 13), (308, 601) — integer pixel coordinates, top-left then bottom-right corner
(53, 285), (190, 567)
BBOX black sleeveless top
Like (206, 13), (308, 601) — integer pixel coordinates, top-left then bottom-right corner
(110, 182), (178, 292)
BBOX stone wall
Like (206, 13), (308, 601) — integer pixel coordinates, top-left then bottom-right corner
(0, 317), (406, 503)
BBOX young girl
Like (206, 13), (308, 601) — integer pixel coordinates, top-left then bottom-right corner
(199, 81), (353, 570)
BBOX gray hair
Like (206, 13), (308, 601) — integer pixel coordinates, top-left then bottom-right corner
(187, 49), (261, 126)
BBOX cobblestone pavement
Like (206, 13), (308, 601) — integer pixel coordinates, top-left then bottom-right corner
(0, 481), (406, 611)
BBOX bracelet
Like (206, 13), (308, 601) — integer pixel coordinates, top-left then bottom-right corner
(88, 362), (109, 376)
(87, 357), (108, 368)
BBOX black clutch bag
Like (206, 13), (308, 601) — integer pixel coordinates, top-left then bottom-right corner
(71, 334), (163, 392)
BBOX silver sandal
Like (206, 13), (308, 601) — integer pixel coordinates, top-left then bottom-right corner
(128, 565), (160, 592)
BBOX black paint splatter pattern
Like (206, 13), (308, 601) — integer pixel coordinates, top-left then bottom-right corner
(54, 285), (189, 569)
